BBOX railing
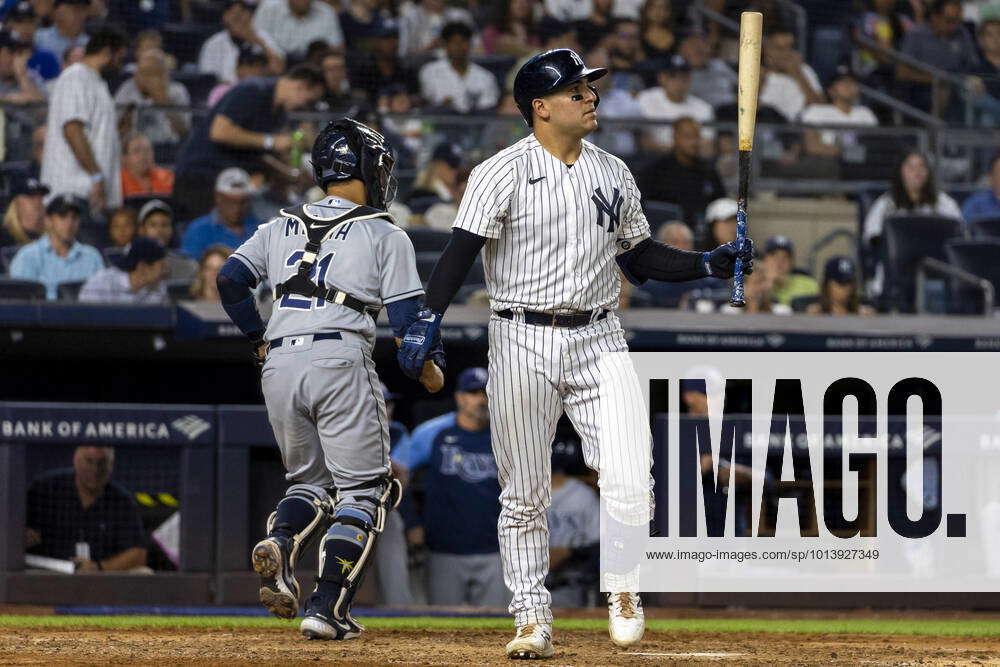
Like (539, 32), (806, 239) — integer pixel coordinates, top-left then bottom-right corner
(916, 257), (994, 315)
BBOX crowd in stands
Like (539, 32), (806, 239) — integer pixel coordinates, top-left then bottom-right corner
(0, 0), (997, 313)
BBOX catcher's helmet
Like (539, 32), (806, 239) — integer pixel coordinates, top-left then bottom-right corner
(311, 118), (397, 210)
(512, 48), (608, 126)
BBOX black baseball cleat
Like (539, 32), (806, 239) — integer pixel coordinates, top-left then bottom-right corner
(251, 536), (300, 620)
(299, 590), (362, 640)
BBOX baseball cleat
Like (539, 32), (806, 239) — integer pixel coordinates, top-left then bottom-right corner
(505, 623), (554, 659)
(251, 536), (300, 619)
(608, 592), (645, 648)
(299, 592), (361, 640)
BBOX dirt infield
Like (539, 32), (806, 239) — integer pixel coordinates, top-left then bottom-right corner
(2, 625), (1000, 666)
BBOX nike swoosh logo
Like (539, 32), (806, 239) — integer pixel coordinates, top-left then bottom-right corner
(528, 176), (546, 185)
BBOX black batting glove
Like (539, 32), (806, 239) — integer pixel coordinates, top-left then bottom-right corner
(703, 237), (755, 279)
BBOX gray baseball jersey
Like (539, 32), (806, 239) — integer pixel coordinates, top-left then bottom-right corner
(231, 195), (424, 345)
(452, 135), (650, 313)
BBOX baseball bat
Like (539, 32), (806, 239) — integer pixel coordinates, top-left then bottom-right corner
(730, 11), (763, 307)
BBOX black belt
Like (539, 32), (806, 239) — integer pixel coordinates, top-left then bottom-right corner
(273, 282), (376, 317)
(495, 309), (608, 328)
(268, 332), (342, 351)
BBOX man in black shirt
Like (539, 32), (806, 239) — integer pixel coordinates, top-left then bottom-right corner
(173, 64), (325, 222)
(638, 116), (724, 227)
(26, 446), (147, 572)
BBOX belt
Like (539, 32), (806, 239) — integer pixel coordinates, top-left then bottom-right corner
(268, 332), (342, 351)
(495, 309), (608, 328)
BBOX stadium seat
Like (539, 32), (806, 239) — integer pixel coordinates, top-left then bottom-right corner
(970, 217), (1000, 239)
(945, 239), (1000, 310)
(472, 55), (516, 91)
(405, 228), (451, 253)
(790, 295), (819, 313)
(0, 245), (20, 272)
(0, 277), (46, 300)
(172, 71), (217, 108)
(167, 280), (193, 302)
(643, 200), (683, 229)
(161, 23), (217, 67)
(56, 281), (84, 301)
(881, 216), (965, 313)
(415, 251), (440, 283)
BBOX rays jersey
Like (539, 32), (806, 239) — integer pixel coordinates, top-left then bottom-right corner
(452, 135), (651, 313)
(231, 196), (423, 343)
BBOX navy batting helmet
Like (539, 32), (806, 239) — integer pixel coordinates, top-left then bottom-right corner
(513, 48), (608, 126)
(311, 118), (397, 210)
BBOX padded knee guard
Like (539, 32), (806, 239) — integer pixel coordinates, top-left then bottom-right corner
(266, 483), (335, 568)
(316, 476), (403, 619)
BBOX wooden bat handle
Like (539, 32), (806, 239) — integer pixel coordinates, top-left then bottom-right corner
(394, 338), (445, 393)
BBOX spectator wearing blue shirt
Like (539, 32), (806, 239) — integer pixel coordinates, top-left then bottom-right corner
(180, 168), (261, 259)
(33, 0), (90, 65)
(9, 193), (103, 299)
(5, 1), (61, 81)
(392, 367), (508, 608)
(961, 153), (1000, 224)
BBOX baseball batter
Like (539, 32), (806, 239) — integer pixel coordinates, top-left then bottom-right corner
(216, 118), (442, 640)
(398, 49), (754, 659)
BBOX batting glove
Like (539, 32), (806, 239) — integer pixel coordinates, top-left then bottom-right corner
(397, 306), (443, 379)
(703, 237), (755, 279)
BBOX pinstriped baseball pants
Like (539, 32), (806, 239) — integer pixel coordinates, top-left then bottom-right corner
(487, 311), (652, 626)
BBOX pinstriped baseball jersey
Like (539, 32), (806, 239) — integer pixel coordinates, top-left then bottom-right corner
(231, 195), (423, 343)
(452, 135), (651, 313)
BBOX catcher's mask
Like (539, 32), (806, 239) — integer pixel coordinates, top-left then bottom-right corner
(311, 118), (397, 210)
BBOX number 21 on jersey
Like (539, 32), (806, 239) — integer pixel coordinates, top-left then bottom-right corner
(277, 250), (336, 310)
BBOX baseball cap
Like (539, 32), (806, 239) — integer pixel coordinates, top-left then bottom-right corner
(705, 198), (737, 224)
(7, 1), (35, 21)
(663, 54), (692, 73)
(432, 142), (463, 169)
(45, 193), (85, 216)
(138, 198), (173, 224)
(824, 64), (856, 90)
(764, 234), (794, 255)
(456, 367), (488, 392)
(372, 17), (400, 38)
(824, 255), (857, 284)
(120, 236), (166, 270)
(215, 167), (252, 196)
(380, 382), (400, 402)
(10, 174), (49, 197)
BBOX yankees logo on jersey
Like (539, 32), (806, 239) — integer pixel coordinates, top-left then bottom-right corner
(452, 135), (650, 313)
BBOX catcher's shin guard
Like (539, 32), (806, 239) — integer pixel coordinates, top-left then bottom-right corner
(253, 484), (334, 619)
(306, 476), (403, 632)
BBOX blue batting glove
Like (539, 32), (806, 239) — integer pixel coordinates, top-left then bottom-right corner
(397, 306), (443, 379)
(703, 237), (755, 278)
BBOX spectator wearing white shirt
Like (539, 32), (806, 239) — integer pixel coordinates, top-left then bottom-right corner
(199, 0), (284, 84)
(758, 25), (823, 121)
(252, 0), (343, 60)
(863, 150), (963, 298)
(800, 68), (878, 160)
(398, 0), (477, 57)
(419, 22), (499, 113)
(41, 27), (127, 214)
(113, 49), (190, 145)
(636, 54), (714, 151)
(79, 235), (169, 304)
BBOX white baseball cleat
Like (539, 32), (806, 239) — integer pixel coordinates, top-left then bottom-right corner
(607, 592), (645, 648)
(505, 623), (554, 659)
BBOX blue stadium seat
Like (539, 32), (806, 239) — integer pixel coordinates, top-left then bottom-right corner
(472, 55), (516, 92)
(0, 245), (19, 273)
(405, 228), (451, 253)
(881, 216), (965, 312)
(161, 23), (217, 67)
(0, 277), (46, 300)
(945, 238), (1000, 310)
(970, 217), (1000, 239)
(167, 280), (193, 302)
(56, 280), (84, 301)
